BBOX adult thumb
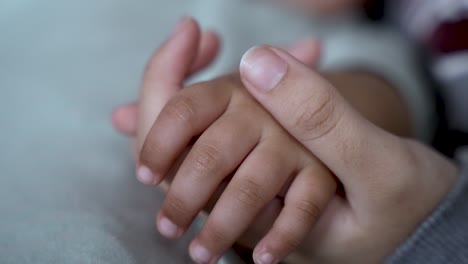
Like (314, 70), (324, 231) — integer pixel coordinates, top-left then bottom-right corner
(239, 46), (407, 208)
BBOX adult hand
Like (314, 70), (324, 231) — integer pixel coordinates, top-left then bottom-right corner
(239, 46), (458, 263)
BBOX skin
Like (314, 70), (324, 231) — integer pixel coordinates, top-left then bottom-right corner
(112, 18), (419, 264)
(137, 18), (336, 263)
(239, 46), (457, 263)
(143, 73), (340, 263)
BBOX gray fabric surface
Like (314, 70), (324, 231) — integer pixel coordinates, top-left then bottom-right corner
(0, 0), (432, 263)
(0, 1), (242, 263)
(386, 149), (468, 264)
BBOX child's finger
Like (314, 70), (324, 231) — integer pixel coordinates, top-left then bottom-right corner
(188, 137), (297, 264)
(138, 81), (231, 185)
(253, 165), (336, 264)
(112, 103), (138, 137)
(142, 17), (200, 89)
(112, 31), (219, 139)
(138, 17), (202, 151)
(156, 114), (261, 239)
(236, 197), (283, 250)
(189, 31), (221, 76)
(285, 38), (321, 67)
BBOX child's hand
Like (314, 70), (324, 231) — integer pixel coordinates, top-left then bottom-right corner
(112, 19), (320, 149)
(139, 72), (336, 264)
(113, 17), (221, 181)
(136, 20), (333, 264)
(113, 18), (325, 264)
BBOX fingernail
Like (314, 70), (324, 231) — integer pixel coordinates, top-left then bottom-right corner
(170, 16), (191, 38)
(191, 243), (212, 264)
(256, 252), (275, 264)
(240, 47), (288, 92)
(158, 217), (182, 239)
(136, 165), (156, 185)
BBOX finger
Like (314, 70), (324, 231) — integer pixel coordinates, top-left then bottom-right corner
(138, 80), (231, 185)
(156, 114), (261, 238)
(240, 46), (405, 205)
(137, 17), (202, 151)
(253, 165), (336, 264)
(189, 31), (221, 76)
(112, 103), (138, 137)
(113, 31), (219, 139)
(285, 38), (321, 67)
(236, 197), (283, 250)
(188, 137), (298, 263)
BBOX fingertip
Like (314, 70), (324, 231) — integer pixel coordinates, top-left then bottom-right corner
(111, 104), (137, 136)
(156, 213), (184, 239)
(256, 254), (277, 264)
(176, 16), (202, 44)
(204, 30), (221, 45)
(202, 30), (221, 58)
(111, 107), (123, 129)
(253, 244), (278, 264)
(170, 16), (199, 39)
(136, 164), (161, 185)
(189, 240), (215, 264)
(189, 30), (222, 75)
(240, 46), (288, 93)
(145, 16), (202, 83)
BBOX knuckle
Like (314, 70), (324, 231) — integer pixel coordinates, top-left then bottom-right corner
(233, 179), (265, 209)
(276, 228), (302, 250)
(293, 87), (342, 142)
(164, 193), (191, 224)
(190, 143), (223, 176)
(291, 198), (322, 224)
(141, 139), (163, 166)
(203, 222), (231, 246)
(164, 96), (196, 126)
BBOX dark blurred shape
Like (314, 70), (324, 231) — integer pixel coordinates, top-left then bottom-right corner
(431, 18), (468, 54)
(363, 0), (385, 21)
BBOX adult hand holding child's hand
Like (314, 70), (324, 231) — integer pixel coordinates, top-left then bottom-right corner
(113, 18), (331, 264)
(111, 17), (458, 264)
(239, 46), (458, 263)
